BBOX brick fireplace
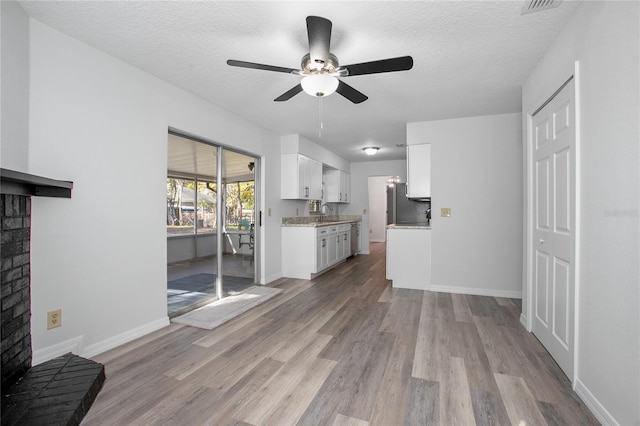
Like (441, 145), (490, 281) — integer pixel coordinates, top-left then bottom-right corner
(1, 169), (105, 425)
(1, 193), (32, 392)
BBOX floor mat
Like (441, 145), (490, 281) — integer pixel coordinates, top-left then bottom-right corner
(171, 286), (283, 330)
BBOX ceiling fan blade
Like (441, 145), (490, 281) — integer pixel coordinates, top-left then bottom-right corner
(343, 56), (414, 76)
(274, 84), (303, 102)
(306, 16), (332, 68)
(227, 59), (298, 74)
(336, 80), (368, 104)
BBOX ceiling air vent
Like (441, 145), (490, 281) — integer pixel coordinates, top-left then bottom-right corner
(521, 0), (562, 14)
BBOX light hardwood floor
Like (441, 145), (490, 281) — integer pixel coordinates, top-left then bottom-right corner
(85, 243), (599, 425)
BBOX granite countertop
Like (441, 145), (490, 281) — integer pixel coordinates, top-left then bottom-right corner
(282, 215), (362, 227)
(386, 223), (431, 229)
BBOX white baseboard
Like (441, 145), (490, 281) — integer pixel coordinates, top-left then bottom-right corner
(574, 378), (619, 426)
(429, 284), (522, 299)
(520, 313), (530, 330)
(32, 335), (84, 366)
(82, 316), (170, 359)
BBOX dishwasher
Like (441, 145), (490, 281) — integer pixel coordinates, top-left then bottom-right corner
(350, 222), (358, 257)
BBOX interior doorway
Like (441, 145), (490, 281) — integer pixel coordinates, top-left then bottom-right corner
(368, 176), (392, 243)
(166, 132), (259, 317)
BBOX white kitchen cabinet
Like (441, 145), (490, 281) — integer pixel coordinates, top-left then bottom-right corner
(406, 144), (431, 199)
(325, 169), (350, 203)
(281, 154), (323, 200)
(282, 222), (357, 280)
(386, 226), (431, 290)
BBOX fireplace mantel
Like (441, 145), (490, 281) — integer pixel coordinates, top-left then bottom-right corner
(0, 168), (73, 198)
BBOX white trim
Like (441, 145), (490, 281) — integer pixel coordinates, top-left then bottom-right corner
(32, 335), (84, 366)
(369, 239), (385, 243)
(262, 272), (283, 285)
(572, 61), (582, 388)
(574, 378), (619, 426)
(429, 285), (522, 299)
(81, 316), (169, 359)
(519, 313), (529, 330)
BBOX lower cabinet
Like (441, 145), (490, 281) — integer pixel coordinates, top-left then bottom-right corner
(282, 223), (354, 280)
(386, 227), (431, 290)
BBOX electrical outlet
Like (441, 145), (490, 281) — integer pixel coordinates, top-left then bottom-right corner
(47, 309), (62, 329)
(268, 208), (272, 217)
(441, 208), (452, 217)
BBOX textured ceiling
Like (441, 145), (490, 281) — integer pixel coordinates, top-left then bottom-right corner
(19, 1), (581, 162)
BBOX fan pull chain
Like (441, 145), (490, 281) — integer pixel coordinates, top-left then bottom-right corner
(318, 97), (324, 138)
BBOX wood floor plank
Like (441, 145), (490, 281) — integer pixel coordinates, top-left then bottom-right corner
(235, 334), (335, 425)
(332, 413), (370, 426)
(458, 321), (500, 393)
(404, 377), (439, 426)
(495, 373), (548, 426)
(470, 389), (511, 426)
(298, 331), (396, 424)
(258, 357), (336, 426)
(452, 293), (474, 323)
(83, 243), (597, 425)
(369, 295), (421, 425)
(201, 357), (285, 424)
(440, 356), (477, 426)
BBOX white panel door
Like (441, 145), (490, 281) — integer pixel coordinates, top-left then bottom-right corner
(532, 78), (575, 379)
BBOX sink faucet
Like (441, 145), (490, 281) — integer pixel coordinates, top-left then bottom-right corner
(320, 203), (333, 215)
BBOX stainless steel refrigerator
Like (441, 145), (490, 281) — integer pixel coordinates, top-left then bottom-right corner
(386, 183), (430, 224)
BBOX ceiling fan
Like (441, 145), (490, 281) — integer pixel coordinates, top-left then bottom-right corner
(227, 16), (413, 104)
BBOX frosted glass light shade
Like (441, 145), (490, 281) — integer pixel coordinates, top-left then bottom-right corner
(363, 147), (379, 156)
(301, 75), (339, 97)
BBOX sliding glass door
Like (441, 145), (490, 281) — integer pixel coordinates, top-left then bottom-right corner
(166, 133), (257, 317)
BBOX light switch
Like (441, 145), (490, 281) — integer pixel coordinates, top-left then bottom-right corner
(296, 208), (299, 216)
(441, 208), (451, 217)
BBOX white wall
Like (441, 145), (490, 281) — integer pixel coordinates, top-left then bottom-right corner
(25, 18), (281, 362)
(1, 1), (29, 171)
(408, 113), (523, 297)
(522, 2), (639, 424)
(342, 160), (406, 254)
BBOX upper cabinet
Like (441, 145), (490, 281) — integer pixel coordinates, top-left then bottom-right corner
(281, 154), (323, 200)
(325, 169), (350, 203)
(406, 143), (431, 199)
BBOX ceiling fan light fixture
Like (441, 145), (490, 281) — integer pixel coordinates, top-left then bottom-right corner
(363, 146), (380, 156)
(301, 74), (339, 97)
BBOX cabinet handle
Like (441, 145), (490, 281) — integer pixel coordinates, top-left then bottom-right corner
(322, 238), (326, 247)
(305, 186), (309, 198)
(344, 235), (347, 241)
(340, 192), (342, 201)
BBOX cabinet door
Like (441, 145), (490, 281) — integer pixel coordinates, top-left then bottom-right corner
(407, 144), (431, 198)
(325, 170), (350, 203)
(308, 158), (323, 200)
(342, 172), (350, 203)
(328, 234), (338, 265)
(281, 154), (302, 199)
(315, 236), (329, 271)
(343, 232), (351, 257)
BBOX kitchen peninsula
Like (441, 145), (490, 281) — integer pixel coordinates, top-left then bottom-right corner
(281, 216), (362, 280)
(386, 223), (431, 290)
